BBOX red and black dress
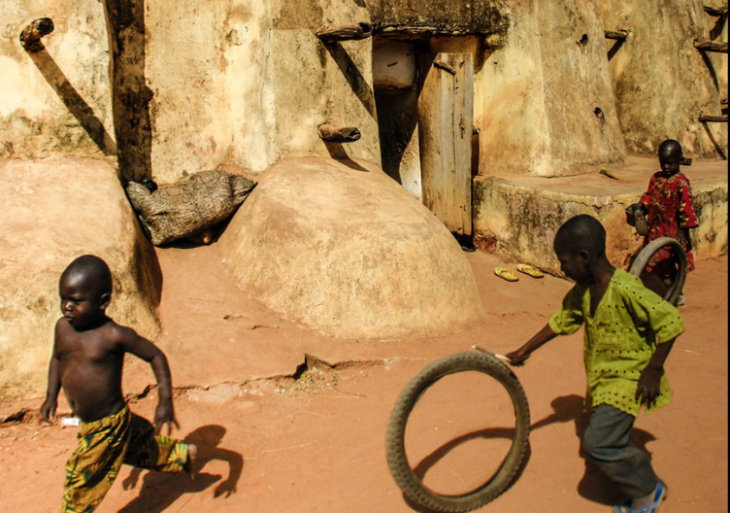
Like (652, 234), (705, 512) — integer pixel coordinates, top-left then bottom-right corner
(639, 171), (698, 272)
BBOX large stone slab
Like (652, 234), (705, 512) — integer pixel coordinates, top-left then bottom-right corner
(220, 157), (484, 340)
(0, 158), (161, 401)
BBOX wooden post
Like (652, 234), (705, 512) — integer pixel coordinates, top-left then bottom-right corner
(19, 18), (54, 53)
(694, 40), (729, 53)
(604, 30), (628, 41)
(315, 23), (372, 43)
(418, 53), (474, 237)
(699, 114), (729, 122)
(317, 125), (362, 143)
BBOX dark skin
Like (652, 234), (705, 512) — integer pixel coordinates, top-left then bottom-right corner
(505, 241), (676, 408)
(40, 272), (178, 434)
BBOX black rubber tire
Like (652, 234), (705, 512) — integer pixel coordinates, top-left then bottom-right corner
(629, 236), (688, 306)
(385, 352), (530, 513)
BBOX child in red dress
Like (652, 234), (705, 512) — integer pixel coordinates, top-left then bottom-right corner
(630, 139), (698, 305)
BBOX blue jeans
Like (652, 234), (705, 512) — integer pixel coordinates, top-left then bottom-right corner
(583, 404), (659, 499)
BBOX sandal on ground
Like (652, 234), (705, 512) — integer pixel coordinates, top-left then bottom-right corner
(615, 481), (667, 513)
(494, 267), (518, 282)
(516, 264), (544, 278)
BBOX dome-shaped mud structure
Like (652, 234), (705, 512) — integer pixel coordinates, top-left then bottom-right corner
(220, 157), (484, 340)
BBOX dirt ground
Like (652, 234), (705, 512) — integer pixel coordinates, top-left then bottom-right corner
(0, 244), (726, 513)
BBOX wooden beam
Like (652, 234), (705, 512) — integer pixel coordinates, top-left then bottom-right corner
(703, 5), (728, 16)
(694, 40), (728, 52)
(699, 114), (729, 122)
(19, 17), (54, 52)
(315, 23), (372, 43)
(604, 30), (628, 41)
(317, 124), (362, 143)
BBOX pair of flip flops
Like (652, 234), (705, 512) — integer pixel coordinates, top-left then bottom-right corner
(615, 481), (667, 513)
(494, 264), (544, 282)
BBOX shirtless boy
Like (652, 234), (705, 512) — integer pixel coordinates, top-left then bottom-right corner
(40, 255), (195, 512)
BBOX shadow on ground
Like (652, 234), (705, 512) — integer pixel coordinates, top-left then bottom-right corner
(118, 425), (243, 513)
(398, 394), (656, 511)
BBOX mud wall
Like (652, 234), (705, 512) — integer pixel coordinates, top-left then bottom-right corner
(474, 0), (628, 178)
(0, 0), (115, 160)
(108, 0), (382, 183)
(2, 0), (381, 184)
(598, 0), (728, 159)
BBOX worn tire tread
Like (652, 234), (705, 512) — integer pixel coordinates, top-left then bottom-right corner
(385, 352), (530, 512)
(629, 236), (688, 306)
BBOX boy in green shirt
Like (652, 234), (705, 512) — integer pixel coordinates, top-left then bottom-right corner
(506, 215), (683, 513)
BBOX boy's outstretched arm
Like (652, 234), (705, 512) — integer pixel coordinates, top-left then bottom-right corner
(40, 323), (63, 421)
(636, 338), (676, 409)
(505, 323), (558, 366)
(118, 327), (179, 435)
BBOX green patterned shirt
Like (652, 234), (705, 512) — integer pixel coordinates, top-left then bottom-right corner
(549, 269), (684, 416)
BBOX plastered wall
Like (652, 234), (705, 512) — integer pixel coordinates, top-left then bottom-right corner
(598, 0), (728, 158)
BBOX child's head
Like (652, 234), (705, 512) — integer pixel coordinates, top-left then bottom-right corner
(59, 255), (113, 329)
(658, 139), (682, 177)
(553, 215), (606, 284)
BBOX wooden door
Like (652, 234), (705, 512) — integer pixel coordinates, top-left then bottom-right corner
(418, 53), (474, 236)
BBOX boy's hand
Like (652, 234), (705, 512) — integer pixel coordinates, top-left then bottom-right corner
(636, 365), (664, 408)
(40, 398), (57, 422)
(154, 399), (180, 436)
(504, 349), (529, 367)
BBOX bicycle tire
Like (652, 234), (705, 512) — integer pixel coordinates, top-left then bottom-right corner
(385, 352), (530, 513)
(629, 236), (688, 306)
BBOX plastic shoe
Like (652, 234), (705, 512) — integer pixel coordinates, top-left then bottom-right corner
(494, 267), (519, 282)
(629, 481), (668, 513)
(516, 264), (544, 278)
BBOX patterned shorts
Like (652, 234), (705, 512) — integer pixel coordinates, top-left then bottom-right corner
(60, 405), (188, 513)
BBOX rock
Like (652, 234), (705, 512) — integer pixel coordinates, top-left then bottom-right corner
(126, 171), (256, 246)
(0, 158), (161, 401)
(220, 157), (484, 340)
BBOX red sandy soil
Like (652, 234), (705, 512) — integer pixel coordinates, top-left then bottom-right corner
(0, 245), (726, 513)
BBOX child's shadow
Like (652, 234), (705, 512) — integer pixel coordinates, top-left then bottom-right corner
(118, 425), (243, 513)
(532, 394), (656, 506)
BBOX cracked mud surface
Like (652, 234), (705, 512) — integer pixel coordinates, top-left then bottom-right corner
(0, 245), (726, 513)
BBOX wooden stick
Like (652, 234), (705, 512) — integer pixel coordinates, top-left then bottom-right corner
(699, 114), (728, 122)
(315, 23), (372, 43)
(694, 40), (728, 53)
(703, 5), (728, 16)
(19, 17), (54, 52)
(317, 124), (361, 143)
(604, 30), (628, 41)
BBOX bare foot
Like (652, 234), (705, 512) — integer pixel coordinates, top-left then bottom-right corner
(184, 443), (197, 479)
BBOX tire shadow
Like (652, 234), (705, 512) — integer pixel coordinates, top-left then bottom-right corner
(118, 425), (243, 512)
(399, 394), (656, 510)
